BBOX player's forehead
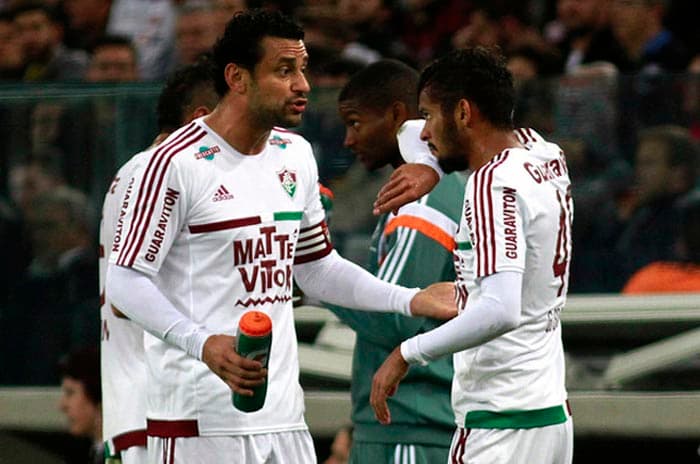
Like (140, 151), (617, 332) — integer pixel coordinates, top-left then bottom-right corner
(339, 98), (384, 118)
(260, 37), (308, 64)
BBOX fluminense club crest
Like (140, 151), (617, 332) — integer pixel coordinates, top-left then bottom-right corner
(278, 168), (297, 198)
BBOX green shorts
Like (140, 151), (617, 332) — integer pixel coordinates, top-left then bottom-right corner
(350, 442), (450, 464)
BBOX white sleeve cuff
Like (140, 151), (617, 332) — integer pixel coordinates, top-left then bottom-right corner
(401, 336), (429, 366)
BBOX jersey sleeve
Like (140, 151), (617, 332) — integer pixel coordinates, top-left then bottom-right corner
(468, 152), (526, 278)
(397, 119), (444, 178)
(294, 143), (333, 265)
(328, 200), (458, 348)
(108, 152), (188, 276)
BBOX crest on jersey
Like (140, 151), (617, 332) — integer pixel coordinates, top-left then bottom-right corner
(278, 168), (297, 198)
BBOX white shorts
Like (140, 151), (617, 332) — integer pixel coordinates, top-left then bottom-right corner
(448, 418), (573, 464)
(147, 430), (316, 464)
(122, 445), (148, 464)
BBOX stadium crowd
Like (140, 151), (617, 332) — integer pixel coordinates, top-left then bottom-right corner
(0, 0), (699, 461)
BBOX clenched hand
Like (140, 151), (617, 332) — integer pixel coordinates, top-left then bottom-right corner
(202, 334), (267, 396)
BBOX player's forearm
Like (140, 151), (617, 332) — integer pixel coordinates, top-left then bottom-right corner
(106, 263), (214, 360)
(401, 271), (522, 365)
(294, 250), (418, 316)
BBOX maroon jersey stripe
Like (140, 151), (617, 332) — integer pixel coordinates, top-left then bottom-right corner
(120, 127), (206, 266)
(188, 216), (262, 233)
(126, 129), (207, 266)
(117, 123), (198, 265)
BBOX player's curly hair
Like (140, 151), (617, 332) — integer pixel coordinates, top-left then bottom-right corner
(418, 47), (515, 130)
(212, 9), (304, 97)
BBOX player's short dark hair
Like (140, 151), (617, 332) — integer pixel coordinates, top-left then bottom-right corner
(339, 59), (419, 114)
(212, 8), (304, 96)
(157, 55), (219, 133)
(418, 47), (515, 130)
(58, 345), (101, 406)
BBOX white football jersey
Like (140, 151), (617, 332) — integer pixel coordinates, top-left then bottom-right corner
(451, 128), (574, 426)
(109, 118), (332, 436)
(100, 152), (149, 453)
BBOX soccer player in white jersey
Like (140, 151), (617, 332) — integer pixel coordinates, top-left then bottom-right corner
(99, 58), (219, 463)
(370, 47), (575, 464)
(105, 9), (454, 464)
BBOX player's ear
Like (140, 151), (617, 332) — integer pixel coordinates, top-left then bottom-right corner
(455, 99), (471, 128)
(224, 63), (246, 94)
(189, 106), (212, 122)
(390, 101), (408, 125)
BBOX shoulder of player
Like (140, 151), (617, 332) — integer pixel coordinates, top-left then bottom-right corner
(270, 127), (312, 149)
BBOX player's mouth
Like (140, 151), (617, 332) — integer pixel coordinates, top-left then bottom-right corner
(291, 98), (307, 113)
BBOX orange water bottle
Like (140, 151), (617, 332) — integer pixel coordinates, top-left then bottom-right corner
(233, 310), (273, 412)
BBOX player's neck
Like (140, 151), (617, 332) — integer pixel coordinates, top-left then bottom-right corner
(470, 125), (523, 170)
(204, 101), (271, 155)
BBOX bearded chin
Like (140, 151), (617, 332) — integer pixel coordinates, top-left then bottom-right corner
(438, 151), (469, 173)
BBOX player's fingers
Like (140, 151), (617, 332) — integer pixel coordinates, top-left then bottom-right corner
(375, 177), (408, 203)
(373, 191), (414, 216)
(225, 380), (253, 396)
(370, 375), (394, 425)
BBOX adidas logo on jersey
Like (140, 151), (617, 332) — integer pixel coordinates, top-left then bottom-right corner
(213, 185), (234, 202)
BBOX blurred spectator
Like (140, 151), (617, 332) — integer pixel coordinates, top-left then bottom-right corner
(612, 125), (699, 289)
(683, 54), (700, 140)
(8, 156), (66, 215)
(211, 0), (247, 42)
(13, 2), (88, 80)
(323, 424), (352, 464)
(563, 136), (633, 293)
(0, 10), (24, 79)
(623, 189), (700, 293)
(401, 0), (475, 67)
(0, 195), (24, 304)
(333, 0), (393, 64)
(27, 102), (93, 191)
(62, 0), (112, 52)
(451, 8), (501, 50)
(610, 0), (690, 73)
(86, 34), (139, 82)
(58, 345), (103, 464)
(549, 0), (631, 74)
(105, 0), (177, 80)
(174, 1), (224, 67)
(508, 45), (560, 134)
(1, 186), (98, 385)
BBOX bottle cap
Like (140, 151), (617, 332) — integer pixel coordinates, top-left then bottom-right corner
(239, 311), (272, 336)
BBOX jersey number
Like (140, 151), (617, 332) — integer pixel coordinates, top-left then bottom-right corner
(553, 187), (573, 296)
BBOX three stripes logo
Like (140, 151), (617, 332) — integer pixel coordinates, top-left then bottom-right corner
(213, 185), (234, 202)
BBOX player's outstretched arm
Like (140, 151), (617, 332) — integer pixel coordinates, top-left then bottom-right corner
(373, 164), (440, 215)
(294, 251), (456, 319)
